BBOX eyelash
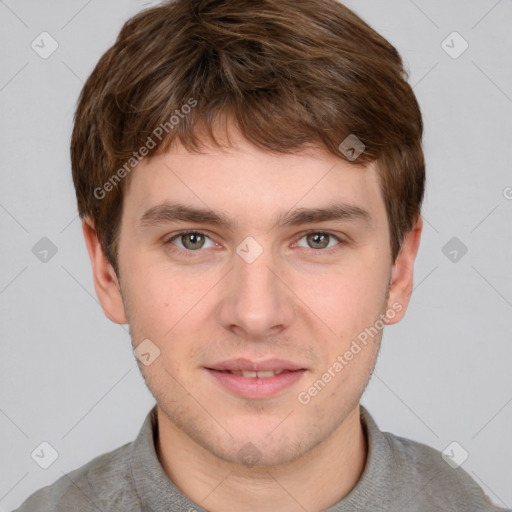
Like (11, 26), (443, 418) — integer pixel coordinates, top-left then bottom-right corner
(164, 229), (346, 258)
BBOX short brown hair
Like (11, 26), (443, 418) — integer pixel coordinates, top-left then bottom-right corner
(71, 0), (425, 274)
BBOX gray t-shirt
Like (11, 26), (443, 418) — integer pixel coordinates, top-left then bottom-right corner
(12, 405), (508, 512)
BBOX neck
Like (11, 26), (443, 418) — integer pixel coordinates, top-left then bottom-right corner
(156, 405), (367, 512)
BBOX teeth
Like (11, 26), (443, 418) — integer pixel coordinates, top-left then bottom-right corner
(228, 370), (285, 378)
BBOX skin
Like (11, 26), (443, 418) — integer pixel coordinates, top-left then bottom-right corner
(83, 124), (422, 512)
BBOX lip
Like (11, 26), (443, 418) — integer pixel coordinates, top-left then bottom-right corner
(205, 358), (308, 399)
(206, 358), (307, 372)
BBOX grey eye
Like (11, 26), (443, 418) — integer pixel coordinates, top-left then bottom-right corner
(296, 232), (340, 250)
(170, 232), (215, 251)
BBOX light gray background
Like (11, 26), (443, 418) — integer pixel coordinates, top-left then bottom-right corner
(1, 0), (511, 510)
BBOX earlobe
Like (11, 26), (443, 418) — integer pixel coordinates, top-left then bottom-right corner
(385, 215), (423, 325)
(82, 218), (128, 324)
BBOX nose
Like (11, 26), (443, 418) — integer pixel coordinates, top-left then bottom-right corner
(215, 245), (295, 340)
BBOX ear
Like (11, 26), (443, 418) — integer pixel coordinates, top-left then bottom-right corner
(385, 215), (423, 325)
(82, 218), (127, 324)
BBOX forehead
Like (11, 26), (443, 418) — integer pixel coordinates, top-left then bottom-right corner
(122, 131), (386, 230)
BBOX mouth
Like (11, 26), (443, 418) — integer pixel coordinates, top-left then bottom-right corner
(211, 369), (291, 378)
(204, 359), (308, 399)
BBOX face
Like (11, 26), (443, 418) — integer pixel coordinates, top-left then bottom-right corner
(84, 127), (421, 467)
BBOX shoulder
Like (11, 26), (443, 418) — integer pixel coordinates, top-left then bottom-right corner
(384, 431), (506, 511)
(12, 441), (142, 512)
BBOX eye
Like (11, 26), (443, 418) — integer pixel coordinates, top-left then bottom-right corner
(295, 231), (345, 251)
(165, 230), (216, 252)
(164, 229), (345, 257)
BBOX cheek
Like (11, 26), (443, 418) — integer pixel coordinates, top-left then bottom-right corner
(298, 259), (389, 333)
(121, 257), (199, 336)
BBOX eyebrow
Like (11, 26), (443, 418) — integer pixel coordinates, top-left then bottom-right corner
(138, 202), (371, 231)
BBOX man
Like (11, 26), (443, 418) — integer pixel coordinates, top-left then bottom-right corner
(13, 0), (508, 510)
